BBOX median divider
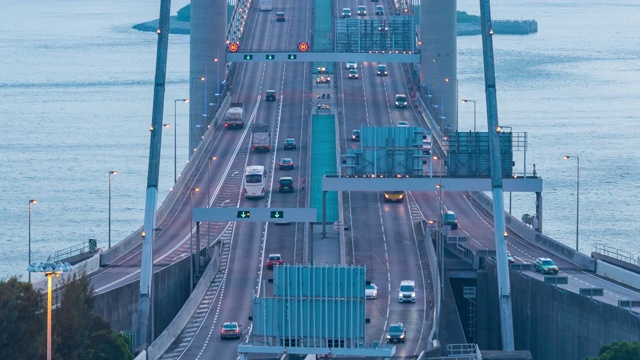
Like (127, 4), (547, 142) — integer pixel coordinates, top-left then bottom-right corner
(146, 243), (221, 360)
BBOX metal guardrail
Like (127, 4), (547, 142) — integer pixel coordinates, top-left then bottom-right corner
(52, 240), (95, 263)
(593, 242), (640, 266)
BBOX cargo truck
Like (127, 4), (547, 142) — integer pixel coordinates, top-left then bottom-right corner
(224, 103), (245, 129)
(259, 0), (273, 11)
(251, 124), (271, 152)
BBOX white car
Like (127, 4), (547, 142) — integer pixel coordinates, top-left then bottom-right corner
(365, 283), (378, 299)
(346, 61), (358, 69)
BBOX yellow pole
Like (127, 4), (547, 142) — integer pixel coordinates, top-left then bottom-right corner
(47, 273), (52, 360)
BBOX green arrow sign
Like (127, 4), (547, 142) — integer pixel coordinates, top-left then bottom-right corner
(271, 211), (284, 219)
(266, 54), (275, 60)
(237, 211), (251, 218)
(287, 54), (297, 60)
(244, 54), (253, 60)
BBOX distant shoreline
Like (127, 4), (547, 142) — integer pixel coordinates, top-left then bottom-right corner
(132, 16), (190, 35)
(132, 11), (537, 36)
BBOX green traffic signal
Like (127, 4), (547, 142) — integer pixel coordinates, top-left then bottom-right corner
(288, 54), (297, 60)
(270, 211), (284, 218)
(266, 54), (275, 60)
(237, 211), (251, 218)
(243, 54), (253, 60)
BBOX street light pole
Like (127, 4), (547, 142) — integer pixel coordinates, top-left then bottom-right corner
(108, 170), (117, 248)
(214, 54), (220, 108)
(27, 261), (73, 360)
(28, 199), (37, 282)
(563, 155), (580, 251)
(189, 188), (200, 291)
(174, 98), (189, 183)
(436, 183), (445, 291)
(461, 99), (477, 132)
(207, 157), (217, 252)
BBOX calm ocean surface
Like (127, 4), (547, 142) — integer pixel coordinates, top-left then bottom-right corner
(1, 0), (638, 280)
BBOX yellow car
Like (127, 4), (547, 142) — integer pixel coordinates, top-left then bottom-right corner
(384, 191), (405, 202)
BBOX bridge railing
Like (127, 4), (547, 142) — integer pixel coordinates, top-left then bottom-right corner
(52, 239), (96, 263)
(593, 242), (640, 266)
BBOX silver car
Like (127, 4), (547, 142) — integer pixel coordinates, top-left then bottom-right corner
(365, 283), (378, 299)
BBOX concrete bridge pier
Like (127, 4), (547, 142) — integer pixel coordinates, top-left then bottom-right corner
(420, 0), (458, 132)
(190, 0), (227, 155)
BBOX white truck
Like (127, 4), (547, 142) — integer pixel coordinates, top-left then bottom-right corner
(224, 102), (245, 129)
(251, 124), (271, 152)
(259, 0), (273, 11)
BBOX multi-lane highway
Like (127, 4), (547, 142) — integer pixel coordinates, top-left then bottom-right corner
(84, 0), (640, 359)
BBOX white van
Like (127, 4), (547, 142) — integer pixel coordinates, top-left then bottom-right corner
(398, 280), (416, 303)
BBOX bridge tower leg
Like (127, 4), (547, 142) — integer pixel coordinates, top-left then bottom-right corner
(190, 0), (227, 155)
(420, 0), (458, 131)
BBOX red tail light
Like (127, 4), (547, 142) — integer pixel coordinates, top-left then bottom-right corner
(261, 187), (265, 193)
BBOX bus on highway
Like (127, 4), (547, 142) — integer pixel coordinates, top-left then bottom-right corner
(244, 165), (267, 198)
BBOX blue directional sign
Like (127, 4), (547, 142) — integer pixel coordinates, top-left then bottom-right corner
(270, 210), (284, 219)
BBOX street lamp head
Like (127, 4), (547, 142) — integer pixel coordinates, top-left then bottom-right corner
(141, 230), (146, 238)
(110, 170), (117, 175)
(183, 98), (189, 103)
(29, 199), (38, 204)
(193, 188), (200, 193)
(212, 156), (217, 161)
(563, 155), (571, 160)
(163, 123), (171, 128)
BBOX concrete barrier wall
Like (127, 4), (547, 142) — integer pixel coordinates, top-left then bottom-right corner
(479, 261), (640, 359)
(421, 222), (441, 346)
(596, 260), (640, 290)
(467, 191), (595, 271)
(147, 244), (221, 360)
(134, 349), (146, 360)
(93, 257), (191, 335)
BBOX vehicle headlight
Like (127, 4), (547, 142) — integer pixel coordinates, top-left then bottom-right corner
(411, 293), (416, 297)
(386, 335), (391, 339)
(399, 334), (405, 338)
(373, 290), (377, 296)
